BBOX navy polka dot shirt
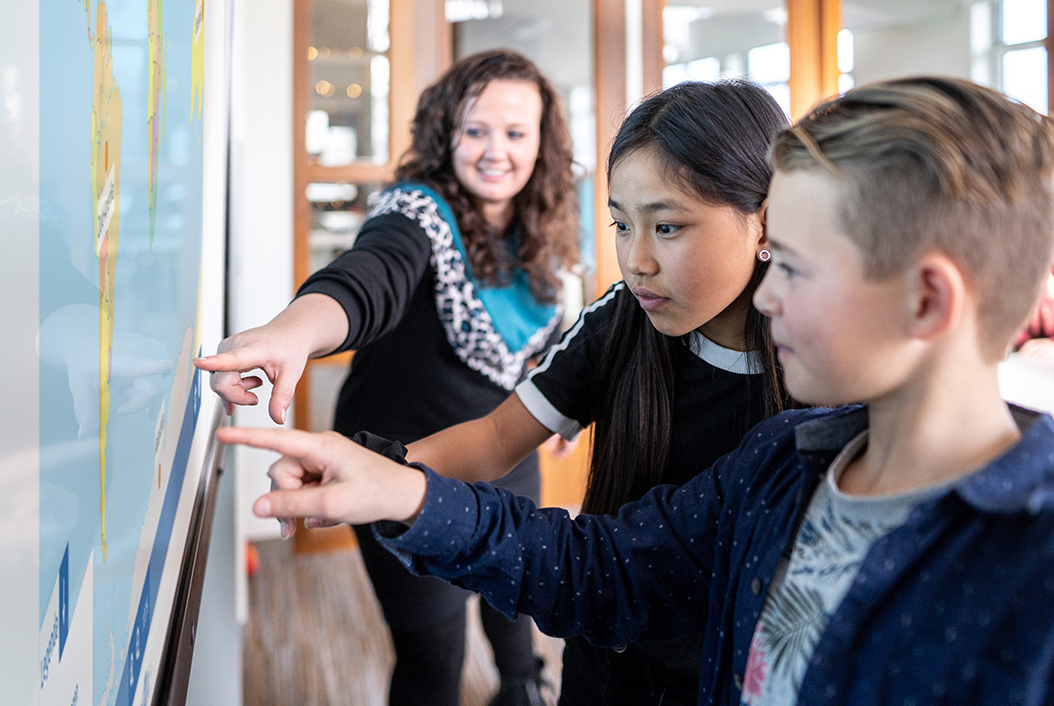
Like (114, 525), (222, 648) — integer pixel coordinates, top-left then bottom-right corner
(376, 405), (1054, 706)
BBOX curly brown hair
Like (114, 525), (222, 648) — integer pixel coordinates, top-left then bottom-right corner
(394, 50), (578, 303)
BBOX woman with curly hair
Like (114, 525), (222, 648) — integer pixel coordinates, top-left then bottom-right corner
(196, 50), (578, 706)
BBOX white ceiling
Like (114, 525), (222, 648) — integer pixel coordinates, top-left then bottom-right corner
(455, 0), (594, 90)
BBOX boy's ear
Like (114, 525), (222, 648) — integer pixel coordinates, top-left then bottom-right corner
(909, 253), (966, 341)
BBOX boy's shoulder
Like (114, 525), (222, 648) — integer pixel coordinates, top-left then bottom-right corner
(714, 405), (865, 499)
(741, 405), (1054, 531)
(738, 404), (867, 458)
(744, 406), (1054, 497)
(952, 406), (1054, 516)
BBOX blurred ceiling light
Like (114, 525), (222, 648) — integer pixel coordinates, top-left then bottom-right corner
(445, 0), (503, 22)
(762, 7), (787, 25)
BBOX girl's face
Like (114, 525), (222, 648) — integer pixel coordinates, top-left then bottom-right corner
(610, 147), (767, 349)
(452, 79), (543, 229)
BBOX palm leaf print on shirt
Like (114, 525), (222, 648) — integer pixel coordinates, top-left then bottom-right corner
(759, 581), (827, 682)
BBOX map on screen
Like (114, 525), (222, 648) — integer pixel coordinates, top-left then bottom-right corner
(22, 0), (222, 704)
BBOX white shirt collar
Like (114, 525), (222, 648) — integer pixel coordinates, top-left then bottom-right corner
(688, 331), (763, 375)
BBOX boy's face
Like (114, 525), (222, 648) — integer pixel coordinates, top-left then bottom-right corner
(754, 170), (922, 407)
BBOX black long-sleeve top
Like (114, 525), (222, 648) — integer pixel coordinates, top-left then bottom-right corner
(298, 185), (562, 469)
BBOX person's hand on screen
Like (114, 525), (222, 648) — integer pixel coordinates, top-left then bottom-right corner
(194, 322), (312, 424)
(194, 294), (349, 424)
(216, 426), (428, 532)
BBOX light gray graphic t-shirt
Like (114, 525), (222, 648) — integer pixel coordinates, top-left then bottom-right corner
(740, 432), (955, 706)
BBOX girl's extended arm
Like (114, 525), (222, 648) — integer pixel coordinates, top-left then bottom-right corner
(406, 394), (555, 483)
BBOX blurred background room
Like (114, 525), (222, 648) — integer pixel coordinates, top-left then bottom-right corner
(192, 0), (1053, 703)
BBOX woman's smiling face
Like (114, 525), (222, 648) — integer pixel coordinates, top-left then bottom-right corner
(451, 79), (543, 229)
(610, 147), (767, 349)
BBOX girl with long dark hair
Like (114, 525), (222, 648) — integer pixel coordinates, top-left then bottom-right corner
(196, 50), (578, 706)
(407, 79), (795, 705)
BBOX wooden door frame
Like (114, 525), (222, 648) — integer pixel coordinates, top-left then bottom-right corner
(1048, 0), (1054, 115)
(592, 0), (842, 296)
(592, 0), (628, 298)
(291, 0), (450, 433)
(787, 0), (841, 119)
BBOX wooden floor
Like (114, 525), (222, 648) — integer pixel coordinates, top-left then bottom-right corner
(243, 539), (564, 706)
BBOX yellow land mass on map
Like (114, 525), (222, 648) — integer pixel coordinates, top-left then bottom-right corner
(191, 0), (204, 123)
(84, 0), (92, 45)
(148, 0), (164, 245)
(91, 0), (122, 563)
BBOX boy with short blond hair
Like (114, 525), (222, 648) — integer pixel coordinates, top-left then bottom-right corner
(220, 77), (1054, 705)
(771, 78), (1054, 361)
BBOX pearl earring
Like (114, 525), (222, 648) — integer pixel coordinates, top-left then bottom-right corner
(758, 249), (771, 262)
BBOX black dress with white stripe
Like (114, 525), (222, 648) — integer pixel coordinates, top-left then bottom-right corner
(516, 281), (769, 706)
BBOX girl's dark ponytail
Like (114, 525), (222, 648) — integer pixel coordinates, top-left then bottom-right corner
(584, 291), (676, 515)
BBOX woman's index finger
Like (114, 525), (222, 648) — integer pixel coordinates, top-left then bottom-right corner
(193, 347), (261, 373)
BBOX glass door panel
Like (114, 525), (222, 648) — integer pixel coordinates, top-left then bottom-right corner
(663, 1), (790, 115)
(308, 0), (391, 165)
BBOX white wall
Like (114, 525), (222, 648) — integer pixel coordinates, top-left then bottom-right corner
(187, 0), (294, 702)
(852, 6), (973, 85)
(226, 0), (295, 556)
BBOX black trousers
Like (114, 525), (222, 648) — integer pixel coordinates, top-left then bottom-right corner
(557, 635), (701, 706)
(353, 453), (542, 706)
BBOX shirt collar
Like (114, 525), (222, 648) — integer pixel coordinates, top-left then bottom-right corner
(793, 404), (1054, 514)
(688, 331), (763, 374)
(794, 404), (869, 453)
(954, 408), (1054, 513)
